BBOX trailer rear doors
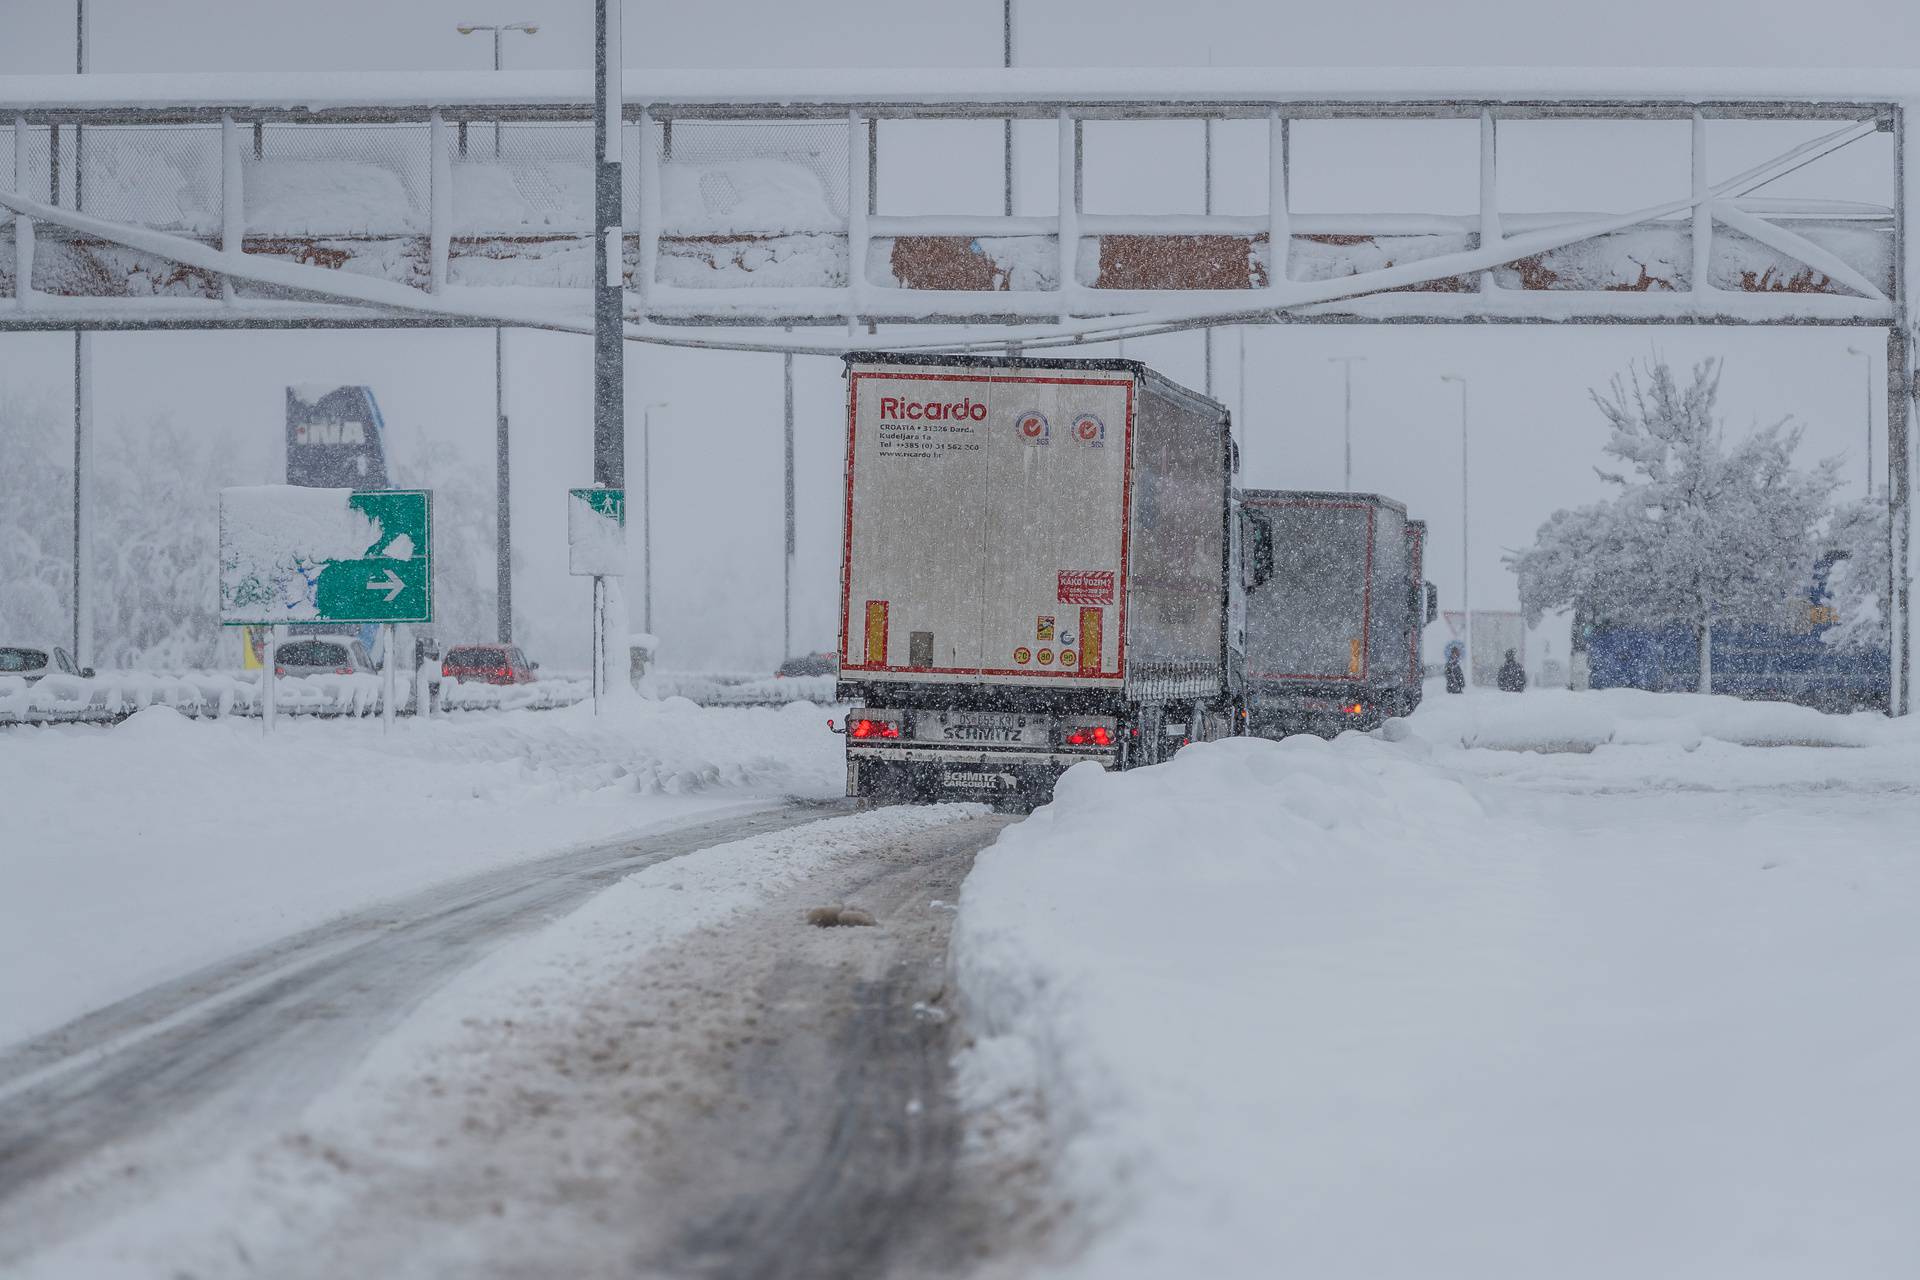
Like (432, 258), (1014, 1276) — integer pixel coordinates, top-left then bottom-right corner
(842, 362), (1134, 687)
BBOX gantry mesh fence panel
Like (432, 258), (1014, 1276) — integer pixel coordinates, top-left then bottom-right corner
(254, 122), (433, 236)
(648, 117), (851, 235)
(453, 119), (594, 236)
(69, 124), (224, 233)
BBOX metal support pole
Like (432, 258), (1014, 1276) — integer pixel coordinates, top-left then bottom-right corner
(1266, 112), (1289, 298)
(263, 624), (279, 734)
(848, 111), (870, 327)
(1478, 109), (1501, 294)
(221, 112), (242, 305)
(1056, 111), (1076, 316)
(72, 2), (90, 671)
(1691, 112), (1714, 298)
(11, 116), (32, 301)
(1889, 326), (1911, 716)
(1002, 0), (1014, 217)
(382, 623), (397, 733)
(642, 403), (655, 635)
(593, 0), (625, 491)
(1203, 114), (1214, 397)
(1330, 356), (1365, 491)
(591, 576), (606, 715)
(1894, 103), (1915, 717)
(74, 331), (92, 669)
(428, 111), (450, 293)
(593, 0), (626, 694)
(495, 326), (511, 643)
(1236, 326), (1247, 476)
(783, 350), (796, 662)
(1443, 374), (1471, 684)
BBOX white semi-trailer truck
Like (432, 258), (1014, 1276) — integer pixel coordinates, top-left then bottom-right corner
(835, 352), (1258, 806)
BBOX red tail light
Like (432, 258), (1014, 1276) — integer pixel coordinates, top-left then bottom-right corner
(441, 662), (451, 676)
(1091, 725), (1112, 746)
(1345, 703), (1365, 716)
(1066, 725), (1115, 747)
(274, 666), (285, 676)
(496, 666), (511, 679)
(335, 666), (353, 675)
(850, 718), (899, 739)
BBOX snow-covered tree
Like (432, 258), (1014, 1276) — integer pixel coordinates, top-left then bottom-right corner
(1821, 497), (1889, 653)
(1509, 358), (1841, 693)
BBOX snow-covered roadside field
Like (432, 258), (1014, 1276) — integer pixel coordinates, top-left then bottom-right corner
(0, 695), (843, 1049)
(954, 693), (1920, 1279)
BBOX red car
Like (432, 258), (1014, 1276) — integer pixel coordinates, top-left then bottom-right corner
(441, 644), (538, 686)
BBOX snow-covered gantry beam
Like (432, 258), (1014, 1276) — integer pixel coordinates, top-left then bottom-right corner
(0, 68), (1908, 336)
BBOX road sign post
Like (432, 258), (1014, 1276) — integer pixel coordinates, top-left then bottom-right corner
(568, 487), (625, 714)
(221, 486), (434, 731)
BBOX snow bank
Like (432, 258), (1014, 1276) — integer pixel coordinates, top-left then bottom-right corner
(952, 730), (1920, 1277)
(0, 697), (842, 1048)
(1395, 686), (1897, 752)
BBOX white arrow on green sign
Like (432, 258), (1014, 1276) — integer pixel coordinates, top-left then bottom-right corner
(220, 486), (434, 626)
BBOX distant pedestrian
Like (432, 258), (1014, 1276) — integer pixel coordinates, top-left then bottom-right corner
(1497, 649), (1527, 693)
(1444, 648), (1465, 695)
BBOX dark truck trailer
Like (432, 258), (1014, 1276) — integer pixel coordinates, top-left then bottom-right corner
(836, 352), (1253, 806)
(1241, 490), (1435, 738)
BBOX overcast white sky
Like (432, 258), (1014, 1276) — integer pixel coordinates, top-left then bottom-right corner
(1, 1), (1914, 669)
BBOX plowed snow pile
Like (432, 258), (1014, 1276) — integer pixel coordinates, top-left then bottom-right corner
(953, 728), (1920, 1278)
(0, 695), (841, 1047)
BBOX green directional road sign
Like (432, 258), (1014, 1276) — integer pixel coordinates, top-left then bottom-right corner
(314, 491), (432, 623)
(220, 487), (433, 626)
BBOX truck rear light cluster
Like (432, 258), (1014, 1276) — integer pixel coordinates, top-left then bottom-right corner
(1064, 725), (1114, 747)
(850, 718), (900, 739)
(1344, 703), (1366, 716)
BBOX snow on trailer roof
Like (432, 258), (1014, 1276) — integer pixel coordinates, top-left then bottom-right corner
(1241, 490), (1411, 516)
(844, 350), (1230, 418)
(0, 67), (1915, 116)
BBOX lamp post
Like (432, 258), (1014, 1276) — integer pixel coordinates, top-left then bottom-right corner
(642, 401), (669, 636)
(1441, 373), (1470, 685)
(1328, 355), (1365, 490)
(1846, 344), (1873, 497)
(455, 21), (539, 157)
(457, 21), (538, 646)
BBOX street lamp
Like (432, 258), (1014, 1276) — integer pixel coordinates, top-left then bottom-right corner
(1846, 344), (1873, 497)
(1328, 355), (1366, 490)
(642, 401), (669, 636)
(458, 21), (538, 646)
(1441, 373), (1470, 686)
(455, 21), (539, 158)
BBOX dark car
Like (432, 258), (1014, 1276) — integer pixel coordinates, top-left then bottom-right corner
(776, 651), (838, 678)
(442, 644), (538, 686)
(0, 644), (93, 683)
(275, 638), (376, 678)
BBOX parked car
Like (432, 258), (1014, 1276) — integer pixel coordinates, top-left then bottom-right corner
(275, 638), (376, 678)
(442, 644), (538, 686)
(775, 651), (838, 678)
(0, 644), (92, 683)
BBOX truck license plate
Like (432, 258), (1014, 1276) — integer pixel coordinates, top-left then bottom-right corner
(916, 710), (1050, 746)
(942, 768), (1020, 793)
